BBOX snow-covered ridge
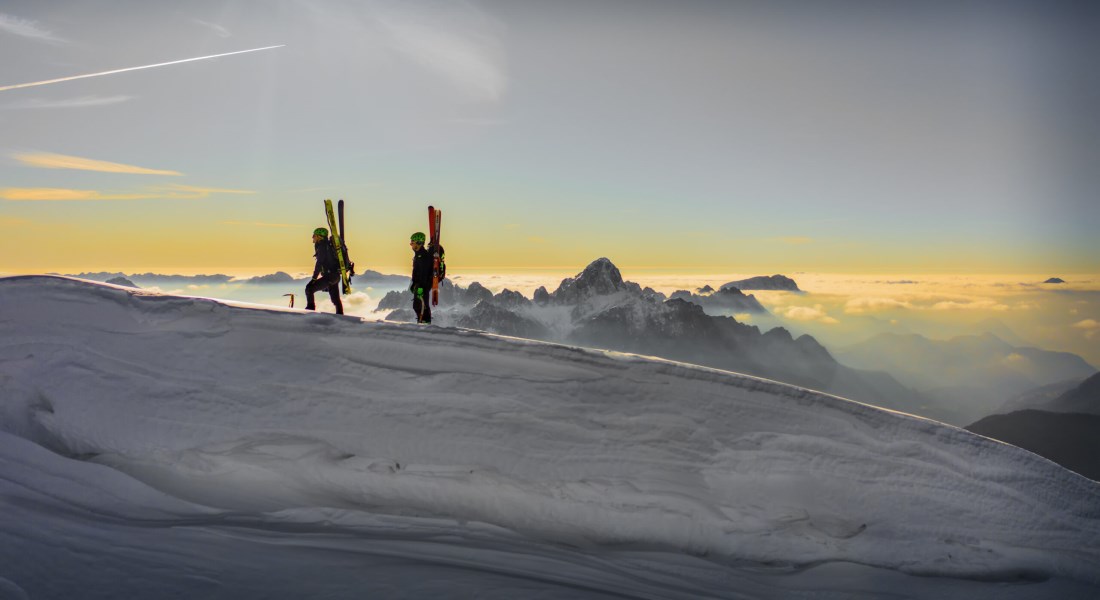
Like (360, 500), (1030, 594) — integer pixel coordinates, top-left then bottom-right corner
(2, 276), (1099, 598)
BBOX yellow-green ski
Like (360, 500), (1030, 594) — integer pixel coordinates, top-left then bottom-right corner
(324, 199), (352, 294)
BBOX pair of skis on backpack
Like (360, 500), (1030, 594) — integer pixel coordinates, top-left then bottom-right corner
(323, 199), (355, 295)
(427, 205), (444, 306)
(321, 200), (444, 306)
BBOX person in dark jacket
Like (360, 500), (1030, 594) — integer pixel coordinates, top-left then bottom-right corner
(306, 227), (343, 315)
(409, 231), (438, 323)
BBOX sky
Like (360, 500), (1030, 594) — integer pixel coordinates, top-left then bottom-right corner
(0, 0), (1097, 275)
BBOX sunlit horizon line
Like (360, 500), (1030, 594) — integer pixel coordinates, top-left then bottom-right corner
(0, 45), (285, 92)
(3, 267), (1098, 279)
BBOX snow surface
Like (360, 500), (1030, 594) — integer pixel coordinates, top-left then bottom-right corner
(1, 276), (1099, 599)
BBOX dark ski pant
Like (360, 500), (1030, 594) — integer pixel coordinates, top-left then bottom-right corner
(413, 294), (431, 324)
(306, 276), (343, 314)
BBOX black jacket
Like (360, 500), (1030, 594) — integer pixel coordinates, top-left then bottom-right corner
(411, 244), (442, 293)
(313, 240), (341, 279)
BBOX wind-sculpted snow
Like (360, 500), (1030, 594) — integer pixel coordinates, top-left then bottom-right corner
(1, 276), (1099, 599)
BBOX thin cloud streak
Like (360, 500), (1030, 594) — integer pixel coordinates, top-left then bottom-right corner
(0, 188), (157, 201)
(192, 19), (231, 38)
(15, 152), (182, 175)
(0, 13), (67, 44)
(0, 45), (285, 93)
(0, 95), (133, 110)
(1, 186), (255, 201)
(377, 8), (506, 103)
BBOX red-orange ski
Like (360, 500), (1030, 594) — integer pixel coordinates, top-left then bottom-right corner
(428, 206), (443, 305)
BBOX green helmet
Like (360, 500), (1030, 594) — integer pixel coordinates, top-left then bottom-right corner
(313, 227), (328, 238)
(410, 231), (426, 244)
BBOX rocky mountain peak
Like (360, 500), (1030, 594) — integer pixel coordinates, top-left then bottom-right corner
(576, 257), (624, 288)
(552, 258), (630, 304)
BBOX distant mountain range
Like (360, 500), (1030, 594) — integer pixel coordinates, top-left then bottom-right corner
(995, 373), (1100, 416)
(967, 317), (1033, 348)
(379, 258), (927, 417)
(67, 272), (233, 284)
(835, 332), (1097, 424)
(105, 276), (139, 288)
(67, 270), (408, 286)
(244, 272), (296, 284)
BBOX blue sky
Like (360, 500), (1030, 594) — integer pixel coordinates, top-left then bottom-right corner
(1, 0), (1097, 274)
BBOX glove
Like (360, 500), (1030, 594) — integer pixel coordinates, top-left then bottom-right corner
(416, 287), (424, 298)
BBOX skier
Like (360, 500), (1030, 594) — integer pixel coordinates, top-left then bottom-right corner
(306, 227), (344, 315)
(409, 231), (438, 323)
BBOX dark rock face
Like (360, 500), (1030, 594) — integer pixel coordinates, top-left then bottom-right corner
(721, 275), (801, 292)
(377, 290), (412, 311)
(533, 286), (550, 305)
(570, 298), (731, 353)
(105, 277), (139, 288)
(967, 410), (1100, 481)
(665, 287), (768, 314)
(493, 289), (532, 309)
(568, 295), (827, 386)
(706, 287), (768, 312)
(245, 272), (295, 284)
(457, 301), (549, 339)
(437, 280), (457, 304)
(642, 287), (667, 302)
(431, 280), (492, 307)
(551, 258), (640, 305)
(697, 285), (714, 294)
(1044, 277), (1066, 284)
(461, 282), (494, 306)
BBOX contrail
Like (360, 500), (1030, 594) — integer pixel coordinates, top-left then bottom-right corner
(0, 45), (285, 92)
